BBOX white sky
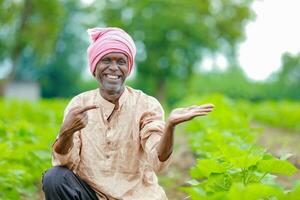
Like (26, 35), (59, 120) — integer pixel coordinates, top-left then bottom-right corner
(238, 0), (300, 81)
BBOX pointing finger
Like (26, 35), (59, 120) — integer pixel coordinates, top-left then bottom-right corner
(77, 105), (99, 114)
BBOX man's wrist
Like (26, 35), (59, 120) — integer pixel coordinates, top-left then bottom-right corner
(59, 126), (74, 138)
(54, 133), (74, 154)
(166, 120), (175, 130)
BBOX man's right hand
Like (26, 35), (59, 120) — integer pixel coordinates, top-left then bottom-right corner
(54, 105), (98, 154)
(59, 105), (99, 137)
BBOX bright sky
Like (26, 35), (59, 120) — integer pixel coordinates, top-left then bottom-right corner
(238, 0), (300, 81)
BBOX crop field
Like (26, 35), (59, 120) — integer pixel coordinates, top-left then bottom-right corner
(0, 97), (299, 200)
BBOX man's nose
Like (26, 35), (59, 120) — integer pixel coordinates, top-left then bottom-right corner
(109, 61), (118, 71)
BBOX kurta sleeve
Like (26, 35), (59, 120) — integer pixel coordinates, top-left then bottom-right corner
(139, 97), (172, 173)
(52, 96), (82, 171)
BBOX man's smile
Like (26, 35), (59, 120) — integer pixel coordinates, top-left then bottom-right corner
(104, 74), (121, 80)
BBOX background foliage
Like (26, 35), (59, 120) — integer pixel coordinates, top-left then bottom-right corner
(1, 0), (300, 199)
(0, 99), (67, 199)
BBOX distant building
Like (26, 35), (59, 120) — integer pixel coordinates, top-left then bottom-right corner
(4, 81), (40, 101)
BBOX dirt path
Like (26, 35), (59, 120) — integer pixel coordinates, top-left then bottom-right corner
(251, 122), (300, 188)
(159, 130), (195, 200)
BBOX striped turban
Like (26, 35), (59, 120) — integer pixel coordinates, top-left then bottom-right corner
(87, 27), (136, 76)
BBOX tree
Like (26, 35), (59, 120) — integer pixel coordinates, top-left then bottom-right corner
(0, 0), (64, 95)
(92, 0), (254, 104)
(37, 1), (95, 98)
(273, 52), (300, 99)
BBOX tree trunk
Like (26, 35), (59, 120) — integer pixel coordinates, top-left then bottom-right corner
(0, 0), (32, 96)
(0, 81), (6, 96)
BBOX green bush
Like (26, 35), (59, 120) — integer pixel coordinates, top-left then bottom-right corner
(237, 100), (300, 132)
(179, 94), (299, 199)
(0, 99), (67, 200)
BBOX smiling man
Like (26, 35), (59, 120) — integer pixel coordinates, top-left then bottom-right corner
(42, 27), (214, 200)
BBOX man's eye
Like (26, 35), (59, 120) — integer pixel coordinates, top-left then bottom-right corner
(101, 59), (110, 64)
(118, 59), (126, 65)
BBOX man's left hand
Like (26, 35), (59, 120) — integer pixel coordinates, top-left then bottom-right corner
(167, 103), (214, 126)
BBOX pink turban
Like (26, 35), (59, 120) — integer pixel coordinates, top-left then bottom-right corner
(87, 27), (136, 76)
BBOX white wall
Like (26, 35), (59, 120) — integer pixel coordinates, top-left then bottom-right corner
(4, 82), (40, 101)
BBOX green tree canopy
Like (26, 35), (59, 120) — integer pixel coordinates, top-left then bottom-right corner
(96, 0), (254, 104)
(0, 0), (64, 93)
(272, 52), (300, 99)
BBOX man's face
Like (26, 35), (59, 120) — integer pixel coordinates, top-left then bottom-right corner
(95, 52), (129, 94)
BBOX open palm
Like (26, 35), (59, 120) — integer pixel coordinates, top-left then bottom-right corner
(168, 104), (214, 126)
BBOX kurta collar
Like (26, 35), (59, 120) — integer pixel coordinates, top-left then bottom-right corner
(95, 86), (128, 120)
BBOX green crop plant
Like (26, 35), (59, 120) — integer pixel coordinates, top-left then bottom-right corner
(178, 94), (299, 199)
(237, 100), (300, 132)
(0, 99), (68, 200)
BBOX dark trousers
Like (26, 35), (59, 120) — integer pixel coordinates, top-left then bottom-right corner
(42, 166), (98, 200)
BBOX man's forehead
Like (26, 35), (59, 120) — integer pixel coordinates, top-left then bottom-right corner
(102, 52), (128, 60)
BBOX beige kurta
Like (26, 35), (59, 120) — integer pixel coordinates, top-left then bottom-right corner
(52, 86), (172, 200)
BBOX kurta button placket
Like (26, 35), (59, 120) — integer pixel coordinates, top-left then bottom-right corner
(106, 127), (113, 138)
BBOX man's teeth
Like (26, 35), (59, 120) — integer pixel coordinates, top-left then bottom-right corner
(107, 75), (119, 79)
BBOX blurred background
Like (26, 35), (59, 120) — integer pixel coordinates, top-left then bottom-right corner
(0, 0), (300, 199)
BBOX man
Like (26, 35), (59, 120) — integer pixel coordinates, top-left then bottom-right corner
(42, 27), (214, 200)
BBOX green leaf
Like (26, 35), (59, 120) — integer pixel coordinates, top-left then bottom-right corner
(257, 159), (298, 176)
(229, 155), (261, 169)
(228, 183), (284, 200)
(190, 159), (228, 178)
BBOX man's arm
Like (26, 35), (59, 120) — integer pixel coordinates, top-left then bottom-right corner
(157, 104), (214, 162)
(157, 121), (174, 162)
(53, 131), (75, 155)
(54, 105), (98, 155)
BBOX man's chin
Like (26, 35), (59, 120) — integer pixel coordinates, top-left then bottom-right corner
(102, 84), (123, 94)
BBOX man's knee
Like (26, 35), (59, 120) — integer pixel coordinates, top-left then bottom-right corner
(42, 166), (72, 190)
